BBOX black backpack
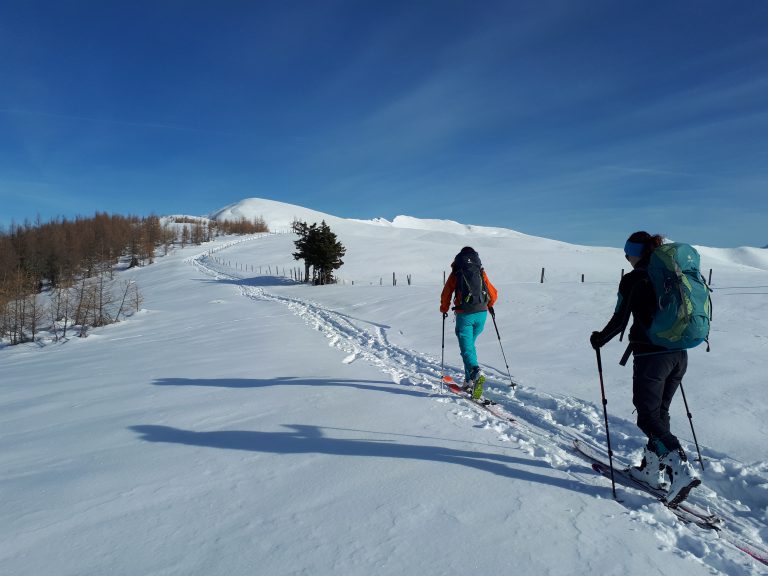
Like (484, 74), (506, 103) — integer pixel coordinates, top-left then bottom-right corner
(452, 249), (489, 313)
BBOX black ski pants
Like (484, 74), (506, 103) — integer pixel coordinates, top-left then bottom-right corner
(632, 350), (688, 455)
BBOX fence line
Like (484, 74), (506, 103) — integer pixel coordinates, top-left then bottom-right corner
(203, 257), (714, 287)
(199, 239), (721, 289)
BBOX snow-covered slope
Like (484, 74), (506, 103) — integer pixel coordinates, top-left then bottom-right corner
(210, 197), (768, 283)
(697, 245), (768, 273)
(209, 197), (346, 232)
(2, 198), (767, 575)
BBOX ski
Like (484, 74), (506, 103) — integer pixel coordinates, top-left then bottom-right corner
(589, 460), (721, 528)
(573, 439), (720, 524)
(442, 377), (515, 423)
(446, 380), (496, 404)
(574, 439), (768, 566)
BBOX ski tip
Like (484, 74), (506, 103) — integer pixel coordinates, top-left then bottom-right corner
(442, 375), (454, 383)
(446, 383), (462, 394)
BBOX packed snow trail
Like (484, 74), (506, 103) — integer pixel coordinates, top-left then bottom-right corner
(192, 244), (768, 572)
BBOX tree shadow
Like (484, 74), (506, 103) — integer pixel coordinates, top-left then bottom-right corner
(196, 276), (298, 287)
(130, 423), (597, 497)
(152, 377), (428, 398)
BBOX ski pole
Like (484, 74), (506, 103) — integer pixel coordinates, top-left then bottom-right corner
(440, 312), (447, 394)
(488, 307), (515, 389)
(678, 381), (704, 471)
(595, 348), (618, 499)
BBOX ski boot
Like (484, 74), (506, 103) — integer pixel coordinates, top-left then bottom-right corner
(662, 448), (701, 506)
(469, 366), (486, 400)
(629, 446), (668, 490)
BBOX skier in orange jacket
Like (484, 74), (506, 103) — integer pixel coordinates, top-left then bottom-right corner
(440, 247), (498, 399)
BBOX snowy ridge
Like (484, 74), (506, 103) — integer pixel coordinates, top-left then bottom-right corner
(697, 245), (768, 273)
(213, 198), (589, 250)
(210, 197), (765, 253)
(209, 197), (346, 232)
(202, 198), (768, 292)
(375, 215), (539, 240)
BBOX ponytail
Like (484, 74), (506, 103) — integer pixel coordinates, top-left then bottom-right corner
(626, 231), (664, 259)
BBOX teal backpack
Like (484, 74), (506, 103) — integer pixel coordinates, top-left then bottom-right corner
(646, 243), (712, 350)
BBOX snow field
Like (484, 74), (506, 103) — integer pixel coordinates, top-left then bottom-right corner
(2, 199), (767, 575)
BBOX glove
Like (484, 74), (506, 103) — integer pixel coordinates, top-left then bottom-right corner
(590, 331), (605, 350)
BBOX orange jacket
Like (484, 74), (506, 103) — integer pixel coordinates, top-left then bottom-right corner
(440, 269), (498, 314)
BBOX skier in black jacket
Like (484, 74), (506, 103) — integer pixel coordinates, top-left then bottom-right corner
(590, 231), (700, 506)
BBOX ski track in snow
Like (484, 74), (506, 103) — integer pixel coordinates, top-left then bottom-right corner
(192, 246), (768, 572)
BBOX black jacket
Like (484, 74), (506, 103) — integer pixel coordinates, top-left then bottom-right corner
(594, 259), (667, 356)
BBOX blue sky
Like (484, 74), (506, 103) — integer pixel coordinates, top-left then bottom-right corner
(1, 1), (767, 247)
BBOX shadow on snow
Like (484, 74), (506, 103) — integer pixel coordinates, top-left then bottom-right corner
(196, 275), (299, 287)
(129, 422), (597, 497)
(152, 376), (428, 398)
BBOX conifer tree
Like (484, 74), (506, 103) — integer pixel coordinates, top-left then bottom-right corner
(292, 220), (346, 284)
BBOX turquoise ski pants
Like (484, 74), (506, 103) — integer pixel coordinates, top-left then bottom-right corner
(455, 311), (487, 381)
